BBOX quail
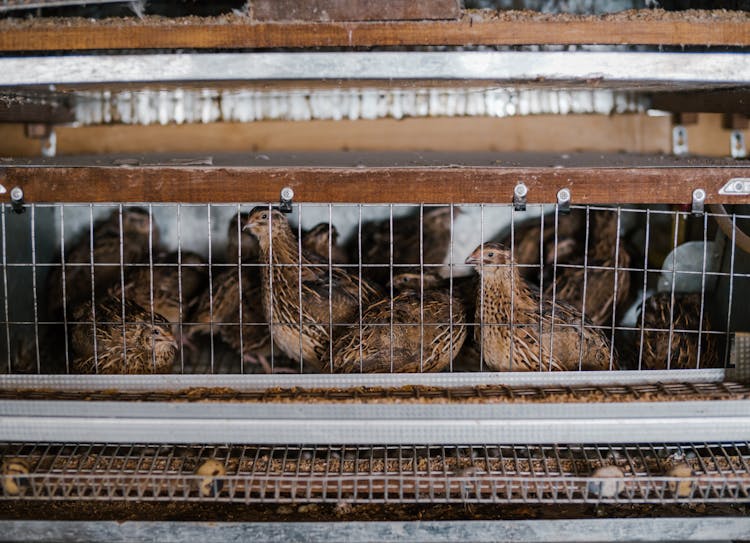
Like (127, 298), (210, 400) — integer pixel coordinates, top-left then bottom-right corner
(46, 207), (160, 320)
(111, 250), (207, 341)
(302, 222), (349, 264)
(327, 272), (467, 373)
(497, 209), (586, 283)
(465, 242), (614, 371)
(187, 265), (272, 372)
(352, 206), (458, 286)
(70, 296), (177, 374)
(634, 292), (720, 369)
(545, 210), (632, 326)
(244, 207), (381, 370)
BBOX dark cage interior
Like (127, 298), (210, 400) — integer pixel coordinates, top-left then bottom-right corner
(1, 201), (744, 376)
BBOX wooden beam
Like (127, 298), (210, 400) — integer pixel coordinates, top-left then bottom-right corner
(651, 90), (750, 115)
(2, 152), (750, 205)
(0, 11), (748, 51)
(0, 97), (74, 124)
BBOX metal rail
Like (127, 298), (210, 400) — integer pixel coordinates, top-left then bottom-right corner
(1, 399), (750, 444)
(1, 52), (749, 88)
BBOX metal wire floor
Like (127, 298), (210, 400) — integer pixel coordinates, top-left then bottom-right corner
(2, 442), (749, 504)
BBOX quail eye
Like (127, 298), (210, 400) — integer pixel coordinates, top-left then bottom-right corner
(260, 213), (268, 220)
(487, 251), (495, 257)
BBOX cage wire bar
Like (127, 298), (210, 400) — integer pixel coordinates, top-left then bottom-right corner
(0, 201), (745, 378)
(1, 442), (749, 504)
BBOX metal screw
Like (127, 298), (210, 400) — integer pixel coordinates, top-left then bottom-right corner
(513, 183), (528, 212)
(557, 188), (571, 214)
(280, 187), (294, 201)
(9, 187), (25, 214)
(9, 187), (23, 202)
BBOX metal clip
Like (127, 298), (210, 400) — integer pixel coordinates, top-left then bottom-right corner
(513, 183), (527, 212)
(731, 131), (747, 159)
(691, 188), (705, 216)
(672, 125), (689, 156)
(9, 186), (25, 214)
(557, 188), (571, 214)
(279, 186), (294, 213)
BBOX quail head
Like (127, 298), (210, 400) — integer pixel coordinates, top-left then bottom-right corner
(302, 222), (349, 264)
(225, 212), (259, 263)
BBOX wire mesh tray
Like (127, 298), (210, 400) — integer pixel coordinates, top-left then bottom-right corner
(2, 442), (749, 505)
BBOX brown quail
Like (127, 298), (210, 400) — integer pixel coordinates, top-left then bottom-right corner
(111, 250), (207, 343)
(70, 296), (176, 374)
(466, 242), (614, 371)
(46, 207), (160, 320)
(634, 292), (720, 369)
(327, 272), (467, 373)
(302, 222), (349, 264)
(352, 206), (458, 286)
(545, 210), (632, 326)
(244, 207), (382, 370)
(187, 265), (271, 372)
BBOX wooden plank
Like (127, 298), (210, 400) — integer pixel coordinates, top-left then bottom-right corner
(251, 0), (460, 21)
(0, 100), (74, 124)
(0, 11), (748, 51)
(0, 115), (672, 159)
(651, 90), (750, 114)
(2, 162), (750, 204)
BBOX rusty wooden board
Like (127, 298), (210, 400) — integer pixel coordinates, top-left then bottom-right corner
(0, 11), (748, 51)
(1, 152), (750, 205)
(251, 0), (460, 21)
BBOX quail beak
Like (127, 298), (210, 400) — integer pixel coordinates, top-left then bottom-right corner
(464, 251), (482, 266)
(242, 217), (261, 232)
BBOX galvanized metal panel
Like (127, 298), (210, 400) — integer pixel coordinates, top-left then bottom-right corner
(1, 399), (749, 444)
(0, 519), (747, 542)
(0, 52), (748, 88)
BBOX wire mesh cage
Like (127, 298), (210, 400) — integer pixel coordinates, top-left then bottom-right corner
(0, 201), (744, 377)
